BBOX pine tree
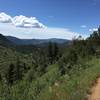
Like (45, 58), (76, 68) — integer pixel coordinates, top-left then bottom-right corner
(7, 63), (15, 85)
(53, 43), (59, 61)
(47, 42), (59, 63)
(16, 57), (23, 81)
(48, 42), (53, 64)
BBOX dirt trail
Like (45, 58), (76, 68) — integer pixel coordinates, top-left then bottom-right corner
(88, 78), (100, 100)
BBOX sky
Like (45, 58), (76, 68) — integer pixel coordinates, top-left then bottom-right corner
(0, 0), (99, 39)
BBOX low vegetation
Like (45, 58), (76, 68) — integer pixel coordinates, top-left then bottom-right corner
(0, 27), (100, 100)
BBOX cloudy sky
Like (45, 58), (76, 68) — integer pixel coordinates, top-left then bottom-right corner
(0, 0), (99, 39)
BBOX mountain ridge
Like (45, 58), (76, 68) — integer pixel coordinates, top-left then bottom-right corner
(0, 33), (14, 47)
(6, 35), (70, 45)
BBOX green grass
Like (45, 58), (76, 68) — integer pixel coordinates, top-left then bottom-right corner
(38, 58), (100, 100)
(0, 57), (100, 100)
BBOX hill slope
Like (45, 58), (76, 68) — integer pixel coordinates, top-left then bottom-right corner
(6, 36), (70, 45)
(0, 34), (14, 47)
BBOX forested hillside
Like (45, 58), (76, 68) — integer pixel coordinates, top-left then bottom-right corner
(0, 27), (100, 100)
(6, 36), (69, 45)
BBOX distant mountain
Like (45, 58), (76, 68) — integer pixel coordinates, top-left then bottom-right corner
(0, 33), (71, 53)
(0, 34), (14, 47)
(6, 36), (70, 45)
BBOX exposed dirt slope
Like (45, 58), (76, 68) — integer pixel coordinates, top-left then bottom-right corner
(88, 78), (100, 100)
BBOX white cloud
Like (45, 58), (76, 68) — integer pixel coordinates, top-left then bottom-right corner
(0, 12), (88, 40)
(0, 12), (12, 23)
(0, 12), (45, 28)
(80, 25), (87, 28)
(89, 28), (98, 32)
(0, 23), (81, 40)
(13, 15), (45, 28)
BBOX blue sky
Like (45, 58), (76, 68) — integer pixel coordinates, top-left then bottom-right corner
(0, 0), (99, 39)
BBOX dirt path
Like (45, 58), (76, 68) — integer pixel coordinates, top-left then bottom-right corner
(88, 78), (100, 100)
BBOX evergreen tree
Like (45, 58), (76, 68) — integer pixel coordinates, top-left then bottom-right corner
(7, 63), (15, 85)
(47, 42), (59, 64)
(53, 43), (59, 61)
(16, 57), (23, 81)
(48, 42), (53, 64)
